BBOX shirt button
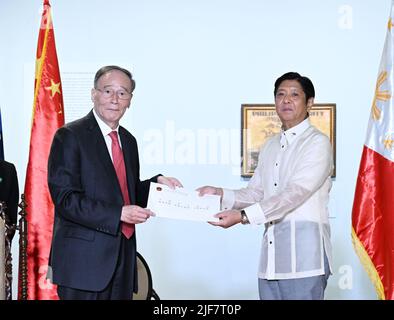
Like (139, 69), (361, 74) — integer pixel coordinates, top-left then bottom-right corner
(275, 163), (278, 166)
(269, 241), (272, 244)
(281, 145), (284, 148)
(274, 183), (277, 186)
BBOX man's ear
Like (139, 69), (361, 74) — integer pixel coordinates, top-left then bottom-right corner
(307, 97), (314, 111)
(127, 94), (133, 108)
(91, 88), (96, 102)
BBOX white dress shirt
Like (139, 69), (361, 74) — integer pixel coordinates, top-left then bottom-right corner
(222, 118), (333, 280)
(92, 109), (121, 162)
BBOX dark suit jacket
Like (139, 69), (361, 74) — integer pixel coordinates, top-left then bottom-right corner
(47, 110), (160, 292)
(0, 160), (19, 226)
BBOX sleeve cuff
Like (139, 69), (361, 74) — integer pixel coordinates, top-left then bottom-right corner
(244, 203), (266, 225)
(151, 174), (163, 183)
(221, 188), (235, 210)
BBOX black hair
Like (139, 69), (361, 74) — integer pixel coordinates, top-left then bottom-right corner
(274, 72), (315, 101)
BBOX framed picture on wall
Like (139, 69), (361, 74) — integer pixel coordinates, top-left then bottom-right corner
(241, 103), (336, 178)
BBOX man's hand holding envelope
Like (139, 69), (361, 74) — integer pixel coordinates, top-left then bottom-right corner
(147, 183), (220, 222)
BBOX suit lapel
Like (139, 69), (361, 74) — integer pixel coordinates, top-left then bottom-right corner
(85, 111), (123, 203)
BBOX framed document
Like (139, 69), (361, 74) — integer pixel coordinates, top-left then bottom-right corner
(241, 104), (336, 177)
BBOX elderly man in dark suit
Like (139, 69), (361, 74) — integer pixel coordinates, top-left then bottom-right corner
(47, 65), (181, 300)
(0, 160), (19, 238)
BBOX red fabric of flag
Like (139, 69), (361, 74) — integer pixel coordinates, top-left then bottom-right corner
(352, 147), (394, 299)
(19, 0), (64, 300)
(352, 1), (394, 300)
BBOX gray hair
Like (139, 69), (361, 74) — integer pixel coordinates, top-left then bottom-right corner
(94, 65), (136, 93)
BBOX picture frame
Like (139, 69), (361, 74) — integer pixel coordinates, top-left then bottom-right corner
(241, 104), (336, 178)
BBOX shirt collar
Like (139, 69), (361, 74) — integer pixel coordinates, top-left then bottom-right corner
(92, 108), (119, 137)
(281, 118), (311, 145)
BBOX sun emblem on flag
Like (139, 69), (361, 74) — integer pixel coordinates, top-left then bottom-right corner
(388, 17), (394, 31)
(372, 71), (391, 121)
(383, 132), (394, 150)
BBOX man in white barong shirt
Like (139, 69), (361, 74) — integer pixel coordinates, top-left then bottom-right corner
(198, 72), (333, 300)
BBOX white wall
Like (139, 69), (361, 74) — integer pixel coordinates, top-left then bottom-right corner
(0, 0), (388, 299)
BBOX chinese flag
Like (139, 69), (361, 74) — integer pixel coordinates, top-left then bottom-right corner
(20, 0), (64, 299)
(352, 2), (394, 300)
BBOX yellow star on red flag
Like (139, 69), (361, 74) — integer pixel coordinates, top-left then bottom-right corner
(45, 79), (61, 97)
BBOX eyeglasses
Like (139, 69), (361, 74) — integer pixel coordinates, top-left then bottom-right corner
(95, 88), (132, 100)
